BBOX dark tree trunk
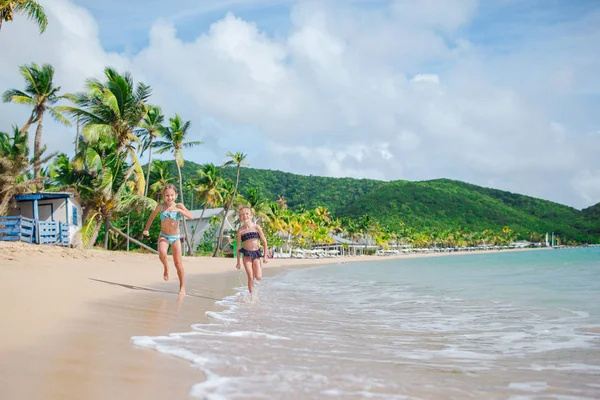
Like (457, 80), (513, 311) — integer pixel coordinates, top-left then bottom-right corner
(177, 162), (193, 255)
(191, 204), (207, 252)
(104, 216), (110, 250)
(144, 138), (153, 197)
(33, 113), (45, 190)
(212, 204), (231, 257)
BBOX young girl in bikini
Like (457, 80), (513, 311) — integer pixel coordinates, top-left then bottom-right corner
(143, 184), (193, 296)
(235, 206), (268, 296)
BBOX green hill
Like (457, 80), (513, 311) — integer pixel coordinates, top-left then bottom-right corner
(338, 179), (593, 242)
(158, 161), (599, 243)
(582, 203), (600, 237)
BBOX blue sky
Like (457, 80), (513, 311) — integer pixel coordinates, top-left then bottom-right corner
(72, 0), (297, 53)
(74, 0), (597, 54)
(1, 0), (599, 208)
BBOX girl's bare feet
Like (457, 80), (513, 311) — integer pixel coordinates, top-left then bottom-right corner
(163, 267), (169, 281)
(179, 288), (186, 296)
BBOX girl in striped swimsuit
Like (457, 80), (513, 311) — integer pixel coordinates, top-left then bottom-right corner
(235, 206), (269, 296)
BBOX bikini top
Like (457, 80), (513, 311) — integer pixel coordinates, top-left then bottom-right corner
(160, 206), (182, 221)
(241, 231), (260, 241)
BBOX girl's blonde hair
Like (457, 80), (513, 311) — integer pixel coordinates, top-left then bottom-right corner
(238, 206), (252, 215)
(162, 183), (178, 195)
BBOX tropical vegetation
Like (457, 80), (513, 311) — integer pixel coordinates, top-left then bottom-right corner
(3, 63), (70, 189)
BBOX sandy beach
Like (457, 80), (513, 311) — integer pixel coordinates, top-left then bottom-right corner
(0, 243), (547, 400)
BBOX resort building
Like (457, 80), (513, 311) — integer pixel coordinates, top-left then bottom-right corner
(183, 207), (237, 251)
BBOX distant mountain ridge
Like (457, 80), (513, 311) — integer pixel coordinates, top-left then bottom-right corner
(164, 161), (599, 243)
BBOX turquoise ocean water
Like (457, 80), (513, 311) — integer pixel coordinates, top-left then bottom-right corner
(133, 248), (600, 399)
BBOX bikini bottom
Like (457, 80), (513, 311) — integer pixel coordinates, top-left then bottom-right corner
(160, 232), (180, 244)
(239, 248), (262, 260)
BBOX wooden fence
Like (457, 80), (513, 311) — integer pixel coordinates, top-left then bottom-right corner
(0, 216), (69, 245)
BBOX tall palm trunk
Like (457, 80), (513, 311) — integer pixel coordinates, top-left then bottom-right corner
(212, 203), (231, 257)
(104, 215), (111, 250)
(20, 115), (35, 137)
(144, 137), (153, 197)
(191, 204), (208, 251)
(233, 165), (241, 203)
(176, 162), (193, 255)
(33, 112), (44, 190)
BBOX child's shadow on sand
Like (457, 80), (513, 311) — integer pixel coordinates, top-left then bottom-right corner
(88, 278), (220, 300)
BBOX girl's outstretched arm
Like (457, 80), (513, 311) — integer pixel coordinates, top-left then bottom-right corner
(143, 204), (161, 235)
(175, 202), (194, 219)
(256, 225), (269, 264)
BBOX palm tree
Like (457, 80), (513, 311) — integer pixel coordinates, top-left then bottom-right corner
(60, 67), (151, 193)
(223, 151), (247, 204)
(148, 160), (175, 200)
(51, 135), (155, 249)
(264, 201), (293, 251)
(503, 225), (511, 245)
(191, 163), (222, 251)
(153, 114), (202, 254)
(184, 179), (197, 208)
(240, 187), (272, 224)
(358, 214), (372, 249)
(0, 126), (54, 215)
(3, 63), (70, 189)
(136, 105), (164, 197)
(47, 152), (79, 190)
(341, 217), (359, 244)
(0, 0), (47, 33)
(289, 211), (309, 248)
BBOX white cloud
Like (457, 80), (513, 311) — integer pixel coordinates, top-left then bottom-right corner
(411, 74), (440, 84)
(0, 0), (598, 210)
(572, 169), (600, 208)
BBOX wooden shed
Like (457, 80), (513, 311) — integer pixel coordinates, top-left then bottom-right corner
(0, 192), (82, 245)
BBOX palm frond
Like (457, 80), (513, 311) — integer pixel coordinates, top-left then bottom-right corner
(83, 147), (102, 172)
(56, 105), (101, 127)
(2, 89), (33, 104)
(97, 168), (114, 197)
(126, 149), (145, 195)
(135, 82), (152, 103)
(18, 63), (40, 94)
(102, 88), (121, 118)
(115, 193), (156, 213)
(152, 140), (172, 154)
(48, 107), (71, 126)
(183, 140), (203, 148)
(14, 0), (48, 33)
(82, 123), (113, 143)
(80, 213), (100, 248)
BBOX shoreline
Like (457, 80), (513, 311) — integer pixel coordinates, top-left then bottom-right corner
(0, 242), (549, 399)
